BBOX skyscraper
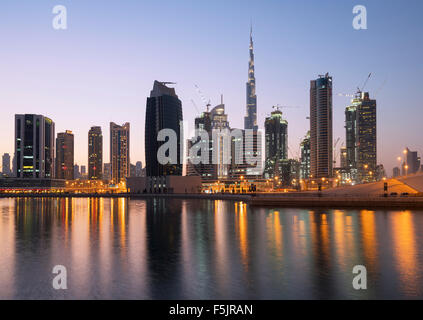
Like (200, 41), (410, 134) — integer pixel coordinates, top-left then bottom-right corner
(187, 98), (231, 181)
(88, 126), (103, 180)
(264, 108), (288, 179)
(103, 163), (111, 181)
(403, 147), (421, 175)
(2, 153), (11, 176)
(110, 122), (130, 183)
(345, 91), (377, 182)
(56, 130), (74, 180)
(300, 131), (311, 180)
(186, 106), (216, 180)
(244, 26), (258, 131)
(340, 146), (348, 168)
(210, 99), (231, 179)
(74, 164), (81, 179)
(310, 74), (333, 178)
(145, 81), (183, 177)
(14, 114), (55, 179)
(135, 161), (143, 177)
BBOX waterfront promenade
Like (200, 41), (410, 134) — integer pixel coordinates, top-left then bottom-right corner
(1, 174), (423, 209)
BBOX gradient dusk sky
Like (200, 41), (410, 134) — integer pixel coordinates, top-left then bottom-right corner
(0, 0), (422, 175)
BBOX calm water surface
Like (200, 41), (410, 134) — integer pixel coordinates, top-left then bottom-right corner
(1, 197), (423, 299)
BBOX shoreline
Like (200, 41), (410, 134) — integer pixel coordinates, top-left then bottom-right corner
(1, 192), (423, 209)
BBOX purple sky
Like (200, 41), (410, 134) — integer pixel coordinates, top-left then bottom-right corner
(0, 0), (422, 175)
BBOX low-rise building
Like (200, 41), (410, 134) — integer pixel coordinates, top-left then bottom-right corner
(127, 176), (202, 194)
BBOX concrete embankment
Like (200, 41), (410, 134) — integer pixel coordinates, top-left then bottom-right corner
(250, 195), (423, 209)
(2, 192), (423, 209)
(0, 193), (251, 202)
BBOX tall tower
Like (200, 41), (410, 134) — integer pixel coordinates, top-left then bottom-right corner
(2, 153), (11, 176)
(244, 26), (258, 131)
(88, 126), (103, 180)
(14, 114), (55, 179)
(110, 122), (130, 183)
(345, 91), (377, 182)
(56, 130), (74, 180)
(310, 74), (333, 178)
(264, 108), (288, 179)
(145, 81), (183, 177)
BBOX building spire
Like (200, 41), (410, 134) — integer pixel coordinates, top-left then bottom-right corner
(244, 24), (258, 131)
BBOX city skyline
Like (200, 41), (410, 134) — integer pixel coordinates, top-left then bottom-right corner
(0, 1), (422, 176)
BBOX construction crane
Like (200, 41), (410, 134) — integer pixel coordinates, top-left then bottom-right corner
(274, 104), (302, 110)
(288, 145), (300, 160)
(337, 73), (372, 99)
(374, 77), (388, 97)
(194, 84), (211, 112)
(359, 72), (372, 92)
(190, 99), (201, 115)
(337, 93), (354, 98)
(333, 137), (341, 166)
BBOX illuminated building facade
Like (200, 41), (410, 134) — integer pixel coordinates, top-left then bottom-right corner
(310, 73), (333, 179)
(403, 147), (421, 175)
(345, 91), (377, 183)
(264, 108), (288, 179)
(210, 100), (231, 178)
(229, 129), (262, 179)
(88, 126), (103, 180)
(187, 107), (216, 180)
(244, 26), (258, 131)
(340, 146), (347, 168)
(56, 130), (74, 180)
(300, 131), (311, 179)
(14, 114), (55, 179)
(110, 122), (130, 183)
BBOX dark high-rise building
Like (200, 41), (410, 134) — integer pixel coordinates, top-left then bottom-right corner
(130, 163), (137, 177)
(345, 91), (377, 183)
(310, 73), (333, 178)
(74, 164), (80, 179)
(393, 167), (400, 178)
(300, 131), (311, 180)
(145, 81), (183, 177)
(103, 163), (111, 181)
(14, 114), (55, 178)
(110, 122), (130, 183)
(403, 147), (421, 175)
(244, 26), (258, 131)
(264, 108), (288, 179)
(135, 161), (143, 177)
(2, 153), (12, 176)
(88, 126), (103, 180)
(56, 130), (74, 180)
(340, 146), (348, 168)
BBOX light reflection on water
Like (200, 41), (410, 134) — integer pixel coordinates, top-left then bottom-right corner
(0, 197), (423, 299)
